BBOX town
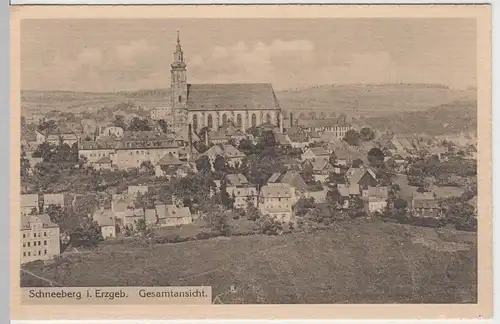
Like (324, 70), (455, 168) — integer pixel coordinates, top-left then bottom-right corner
(19, 32), (478, 303)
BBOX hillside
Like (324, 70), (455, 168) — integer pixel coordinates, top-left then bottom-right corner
(362, 101), (477, 136)
(21, 219), (476, 304)
(276, 83), (476, 118)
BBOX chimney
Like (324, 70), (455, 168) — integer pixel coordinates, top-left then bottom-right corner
(205, 128), (209, 147)
(290, 113), (294, 127)
(188, 124), (193, 162)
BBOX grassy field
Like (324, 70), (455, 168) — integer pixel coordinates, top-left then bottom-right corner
(21, 219), (476, 304)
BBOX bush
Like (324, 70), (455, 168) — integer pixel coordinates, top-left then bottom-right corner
(258, 216), (283, 236)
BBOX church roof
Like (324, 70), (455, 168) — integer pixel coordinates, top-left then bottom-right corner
(186, 83), (280, 111)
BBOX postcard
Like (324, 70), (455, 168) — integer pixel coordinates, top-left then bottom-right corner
(10, 4), (492, 320)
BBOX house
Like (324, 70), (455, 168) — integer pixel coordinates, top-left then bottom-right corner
(347, 168), (378, 196)
(259, 183), (295, 223)
(99, 125), (124, 138)
(202, 144), (246, 168)
(331, 149), (351, 167)
(428, 146), (448, 161)
(45, 131), (79, 147)
(224, 174), (258, 210)
(302, 147), (330, 161)
(337, 183), (361, 208)
(287, 133), (311, 149)
(42, 193), (64, 211)
(21, 214), (60, 264)
(92, 208), (116, 239)
(303, 159), (335, 183)
(155, 153), (184, 178)
(295, 118), (353, 139)
(377, 133), (416, 155)
(174, 125), (200, 146)
(178, 146), (200, 162)
(145, 208), (157, 226)
(93, 156), (113, 171)
(364, 186), (389, 213)
(274, 133), (292, 148)
(155, 204), (193, 227)
(386, 154), (406, 172)
(276, 170), (309, 194)
(21, 194), (39, 215)
(411, 192), (440, 217)
(128, 185), (149, 197)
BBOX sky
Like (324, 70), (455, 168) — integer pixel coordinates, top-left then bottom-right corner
(20, 18), (477, 92)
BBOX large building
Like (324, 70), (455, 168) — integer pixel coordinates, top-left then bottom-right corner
(21, 214), (61, 264)
(165, 32), (284, 134)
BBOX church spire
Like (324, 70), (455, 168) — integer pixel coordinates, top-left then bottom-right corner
(173, 31), (184, 64)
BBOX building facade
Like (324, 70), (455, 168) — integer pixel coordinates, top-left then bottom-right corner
(21, 214), (60, 264)
(165, 32), (284, 134)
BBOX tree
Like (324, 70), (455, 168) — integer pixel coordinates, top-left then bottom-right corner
(135, 218), (148, 235)
(45, 204), (65, 224)
(300, 163), (315, 185)
(294, 197), (315, 217)
(326, 187), (342, 206)
(245, 203), (261, 221)
(195, 155), (212, 173)
(213, 154), (231, 174)
(197, 127), (210, 144)
(367, 147), (385, 167)
(112, 115), (127, 129)
(326, 172), (346, 187)
(20, 151), (31, 178)
(128, 117), (151, 131)
(38, 119), (58, 133)
(328, 152), (337, 167)
(360, 127), (375, 141)
(156, 119), (168, 133)
(343, 129), (361, 146)
(352, 158), (363, 168)
(32, 142), (56, 162)
(205, 210), (232, 236)
(219, 180), (233, 209)
(346, 196), (365, 218)
(69, 217), (103, 248)
(237, 139), (256, 155)
(257, 215), (283, 235)
(140, 161), (155, 176)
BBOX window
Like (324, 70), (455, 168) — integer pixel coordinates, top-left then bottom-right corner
(44, 232), (46, 237)
(23, 243), (26, 247)
(44, 240), (47, 245)
(178, 95), (182, 103)
(22, 233), (25, 238)
(237, 114), (242, 127)
(27, 242), (30, 247)
(251, 113), (257, 127)
(38, 251), (41, 256)
(207, 114), (213, 129)
(266, 113), (272, 125)
(44, 250), (47, 255)
(28, 252), (31, 256)
(222, 114), (228, 125)
(23, 252), (26, 257)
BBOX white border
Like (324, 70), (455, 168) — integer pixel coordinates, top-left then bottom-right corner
(7, 1), (496, 324)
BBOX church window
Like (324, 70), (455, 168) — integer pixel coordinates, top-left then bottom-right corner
(251, 113), (257, 127)
(178, 96), (182, 103)
(207, 114), (213, 129)
(266, 113), (272, 125)
(222, 114), (228, 125)
(192, 115), (198, 131)
(236, 114), (242, 127)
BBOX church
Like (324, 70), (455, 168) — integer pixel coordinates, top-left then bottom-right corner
(166, 32), (284, 134)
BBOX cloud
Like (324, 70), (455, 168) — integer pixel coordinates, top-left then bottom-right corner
(114, 40), (157, 66)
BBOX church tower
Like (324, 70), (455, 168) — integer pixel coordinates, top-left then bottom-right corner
(171, 31), (188, 130)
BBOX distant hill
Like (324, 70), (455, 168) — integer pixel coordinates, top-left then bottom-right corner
(363, 101), (477, 136)
(276, 83), (476, 119)
(21, 84), (476, 135)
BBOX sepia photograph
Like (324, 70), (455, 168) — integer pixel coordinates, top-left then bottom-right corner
(10, 4), (492, 320)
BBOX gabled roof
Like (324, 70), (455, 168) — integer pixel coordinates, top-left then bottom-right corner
(21, 194), (39, 207)
(158, 153), (183, 166)
(296, 118), (350, 128)
(308, 159), (334, 172)
(231, 186), (258, 197)
(348, 168), (377, 185)
(413, 199), (439, 209)
(225, 173), (249, 186)
(271, 170), (308, 192)
(203, 144), (245, 159)
(307, 147), (330, 157)
(412, 191), (435, 200)
(175, 125), (200, 143)
(260, 183), (292, 198)
(43, 193), (64, 206)
(96, 156), (112, 164)
(186, 83), (280, 111)
(21, 214), (58, 229)
(288, 133), (309, 143)
(92, 208), (115, 227)
(267, 173), (282, 183)
(161, 204), (192, 219)
(275, 133), (292, 146)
